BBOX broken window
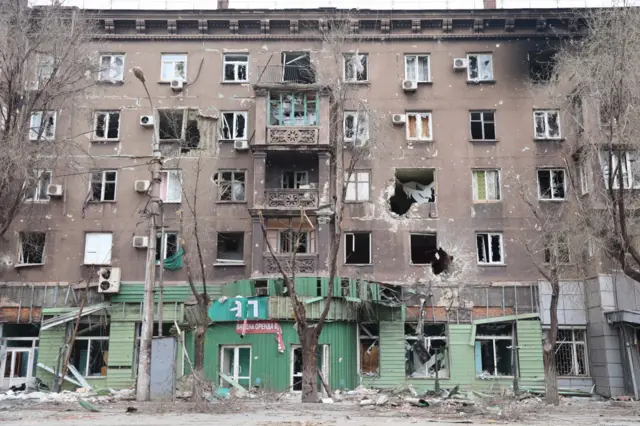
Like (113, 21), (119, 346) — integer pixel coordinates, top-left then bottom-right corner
(537, 169), (566, 200)
(269, 92), (318, 126)
(291, 344), (328, 392)
(410, 234), (437, 265)
(279, 230), (311, 254)
(472, 170), (501, 201)
(35, 54), (55, 86)
(360, 324), (379, 377)
(24, 170), (51, 202)
(578, 160), (590, 195)
(220, 112), (247, 140)
(158, 109), (185, 141)
(475, 323), (513, 377)
(405, 324), (449, 378)
(93, 111), (120, 141)
(346, 171), (370, 202)
(344, 53), (368, 82)
(183, 110), (201, 152)
(216, 232), (244, 264)
(160, 170), (182, 203)
(282, 52), (315, 84)
(600, 150), (640, 189)
(529, 49), (557, 83)
(544, 233), (571, 264)
(29, 111), (56, 141)
(534, 110), (561, 139)
(555, 328), (588, 376)
(223, 54), (248, 82)
(216, 170), (245, 201)
(571, 94), (584, 133)
(90, 170), (117, 202)
(220, 345), (251, 388)
(161, 53), (187, 81)
(156, 232), (179, 263)
(476, 232), (503, 265)
(71, 323), (109, 377)
(344, 111), (369, 145)
(281, 171), (308, 189)
(470, 111), (496, 140)
(99, 53), (124, 82)
(467, 53), (493, 81)
(254, 279), (268, 296)
(406, 112), (432, 141)
(390, 168), (435, 216)
(404, 54), (430, 82)
(18, 232), (45, 265)
(345, 232), (371, 265)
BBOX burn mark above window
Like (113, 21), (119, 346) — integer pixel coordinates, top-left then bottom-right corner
(390, 168), (435, 216)
(529, 49), (557, 83)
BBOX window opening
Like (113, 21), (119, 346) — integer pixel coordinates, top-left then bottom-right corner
(344, 53), (368, 82)
(390, 168), (435, 216)
(537, 169), (566, 200)
(24, 170), (51, 202)
(18, 232), (45, 265)
(215, 171), (246, 201)
(161, 53), (186, 81)
(269, 92), (318, 126)
(404, 55), (430, 82)
(544, 233), (571, 264)
(475, 323), (513, 377)
(534, 110), (561, 139)
(467, 53), (493, 81)
(183, 110), (200, 152)
(282, 52), (315, 84)
(216, 232), (244, 264)
(279, 230), (309, 254)
(160, 170), (182, 203)
(345, 232), (371, 264)
(223, 54), (248, 82)
(529, 49), (557, 83)
(405, 324), (448, 378)
(90, 170), (117, 202)
(156, 232), (178, 263)
(220, 112), (247, 141)
(281, 171), (308, 189)
(254, 279), (268, 296)
(219, 346), (251, 388)
(476, 232), (503, 264)
(345, 171), (370, 202)
(473, 170), (500, 201)
(470, 111), (496, 140)
(94, 111), (120, 141)
(406, 112), (432, 141)
(410, 234), (437, 265)
(71, 323), (109, 378)
(344, 111), (369, 145)
(158, 110), (184, 141)
(360, 324), (379, 377)
(29, 111), (56, 141)
(555, 328), (588, 376)
(99, 54), (124, 82)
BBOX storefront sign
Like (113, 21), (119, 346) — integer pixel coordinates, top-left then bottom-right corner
(236, 320), (285, 353)
(208, 297), (268, 321)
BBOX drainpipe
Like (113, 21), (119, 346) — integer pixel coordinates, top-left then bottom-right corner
(623, 327), (639, 399)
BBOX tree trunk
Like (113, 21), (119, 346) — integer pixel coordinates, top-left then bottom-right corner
(300, 327), (319, 403)
(192, 301), (207, 407)
(543, 346), (559, 405)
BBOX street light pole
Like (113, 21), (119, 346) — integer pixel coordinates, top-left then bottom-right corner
(134, 67), (162, 401)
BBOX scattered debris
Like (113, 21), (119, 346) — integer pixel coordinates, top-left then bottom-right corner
(125, 406), (138, 413)
(321, 397), (334, 404)
(78, 399), (100, 412)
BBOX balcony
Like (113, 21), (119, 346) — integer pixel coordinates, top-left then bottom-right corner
(266, 126), (319, 145)
(255, 64), (317, 87)
(262, 253), (318, 275)
(265, 188), (319, 209)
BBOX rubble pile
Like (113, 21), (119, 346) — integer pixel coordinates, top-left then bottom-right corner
(0, 387), (136, 406)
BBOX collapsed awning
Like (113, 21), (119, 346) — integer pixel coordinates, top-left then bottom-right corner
(40, 302), (110, 331)
(605, 309), (640, 326)
(468, 312), (540, 346)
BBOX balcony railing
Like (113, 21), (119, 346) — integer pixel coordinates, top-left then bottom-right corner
(262, 253), (318, 275)
(255, 65), (316, 86)
(266, 126), (318, 145)
(265, 188), (319, 209)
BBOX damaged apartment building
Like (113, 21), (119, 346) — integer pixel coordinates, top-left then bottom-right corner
(1, 2), (638, 399)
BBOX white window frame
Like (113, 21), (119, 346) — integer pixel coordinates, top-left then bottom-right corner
(467, 53), (494, 82)
(343, 53), (368, 82)
(223, 54), (249, 83)
(599, 150), (640, 190)
(217, 170), (246, 202)
(472, 169), (501, 202)
(160, 53), (187, 82)
(90, 170), (117, 202)
(24, 170), (52, 202)
(156, 231), (179, 264)
(17, 232), (46, 266)
(344, 232), (372, 265)
(220, 111), (248, 141)
(476, 232), (504, 265)
(83, 232), (112, 265)
(579, 160), (590, 195)
(35, 54), (55, 87)
(537, 168), (566, 201)
(406, 112), (433, 141)
(555, 327), (589, 377)
(343, 111), (369, 145)
(534, 110), (561, 140)
(93, 111), (120, 141)
(29, 111), (56, 141)
(160, 170), (182, 203)
(280, 171), (308, 189)
(475, 331), (514, 378)
(404, 334), (449, 378)
(404, 54), (430, 83)
(469, 111), (496, 141)
(219, 345), (251, 388)
(98, 53), (125, 82)
(345, 171), (371, 202)
(278, 230), (311, 254)
(74, 335), (109, 377)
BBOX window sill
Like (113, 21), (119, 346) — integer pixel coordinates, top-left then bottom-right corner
(87, 200), (117, 204)
(467, 80), (496, 85)
(558, 375), (591, 379)
(477, 263), (507, 267)
(97, 80), (125, 86)
(406, 139), (434, 143)
(157, 80), (187, 85)
(344, 80), (370, 85)
(91, 139), (120, 143)
(344, 200), (370, 204)
(84, 376), (107, 379)
(476, 375), (514, 379)
(15, 263), (45, 268)
(407, 376), (450, 380)
(216, 200), (247, 204)
(345, 263), (373, 266)
(534, 138), (565, 142)
(473, 200), (502, 204)
(24, 200), (50, 204)
(469, 139), (499, 143)
(82, 263), (112, 267)
(538, 199), (566, 203)
(162, 201), (182, 205)
(409, 263), (430, 267)
(221, 80), (249, 84)
(219, 139), (248, 143)
(214, 262), (245, 267)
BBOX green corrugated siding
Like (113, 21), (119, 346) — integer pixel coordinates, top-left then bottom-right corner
(108, 303), (184, 323)
(112, 283), (222, 303)
(268, 297), (359, 321)
(201, 322), (357, 391)
(363, 321), (405, 389)
(516, 319), (545, 387)
(221, 280), (252, 297)
(107, 322), (135, 389)
(36, 326), (66, 389)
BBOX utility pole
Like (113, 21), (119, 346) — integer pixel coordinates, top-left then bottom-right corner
(134, 67), (161, 401)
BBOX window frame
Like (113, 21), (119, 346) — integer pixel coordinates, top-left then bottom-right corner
(98, 53), (125, 82)
(83, 232), (113, 265)
(544, 233), (571, 264)
(216, 232), (245, 264)
(29, 111), (56, 141)
(578, 160), (590, 195)
(344, 232), (372, 265)
(466, 53), (494, 82)
(554, 327), (589, 377)
(599, 150), (640, 190)
(475, 326), (514, 378)
(476, 232), (504, 265)
(404, 331), (449, 378)
(278, 230), (312, 254)
(533, 110), (562, 140)
(217, 170), (246, 202)
(469, 110), (497, 141)
(73, 334), (109, 378)
(345, 171), (371, 202)
(24, 169), (52, 202)
(219, 345), (252, 388)
(537, 168), (567, 201)
(268, 92), (318, 127)
(90, 170), (118, 202)
(93, 111), (121, 142)
(156, 231), (179, 264)
(222, 54), (249, 83)
(160, 169), (182, 203)
(404, 54), (431, 83)
(220, 111), (248, 141)
(17, 231), (46, 266)
(343, 111), (369, 145)
(405, 112), (433, 141)
(472, 169), (501, 202)
(343, 53), (369, 82)
(160, 53), (187, 82)
(280, 171), (308, 189)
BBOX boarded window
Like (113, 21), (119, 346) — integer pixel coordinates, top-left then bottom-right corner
(84, 232), (112, 265)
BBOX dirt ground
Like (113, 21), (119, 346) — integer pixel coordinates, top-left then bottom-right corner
(1, 398), (640, 426)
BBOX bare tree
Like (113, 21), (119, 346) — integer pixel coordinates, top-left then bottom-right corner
(0, 2), (100, 253)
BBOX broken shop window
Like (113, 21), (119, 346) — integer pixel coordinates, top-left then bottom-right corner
(555, 328), (588, 376)
(405, 324), (449, 378)
(345, 232), (371, 265)
(359, 324), (379, 377)
(71, 322), (109, 378)
(344, 53), (368, 82)
(389, 168), (435, 216)
(215, 170), (246, 202)
(269, 92), (318, 126)
(93, 111), (120, 141)
(223, 54), (249, 83)
(470, 111), (496, 141)
(475, 323), (513, 377)
(472, 170), (501, 201)
(528, 49), (557, 83)
(216, 232), (244, 264)
(544, 233), (571, 264)
(534, 110), (561, 139)
(220, 345), (252, 388)
(537, 168), (566, 200)
(467, 53), (493, 81)
(18, 232), (46, 265)
(220, 112), (247, 141)
(282, 52), (315, 84)
(476, 232), (503, 265)
(410, 233), (437, 265)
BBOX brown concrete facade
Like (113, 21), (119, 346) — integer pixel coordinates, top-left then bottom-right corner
(0, 8), (582, 289)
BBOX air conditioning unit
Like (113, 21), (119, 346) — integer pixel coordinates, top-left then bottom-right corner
(170, 79), (184, 92)
(453, 58), (468, 70)
(392, 114), (406, 125)
(97, 267), (121, 294)
(140, 115), (154, 127)
(402, 80), (418, 92)
(132, 236), (149, 248)
(256, 287), (268, 296)
(134, 180), (151, 193)
(46, 184), (63, 197)
(234, 140), (249, 151)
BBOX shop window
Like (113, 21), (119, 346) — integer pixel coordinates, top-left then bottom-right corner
(359, 324), (379, 377)
(219, 345), (251, 388)
(555, 328), (588, 376)
(475, 323), (513, 377)
(405, 324), (448, 378)
(70, 323), (109, 378)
